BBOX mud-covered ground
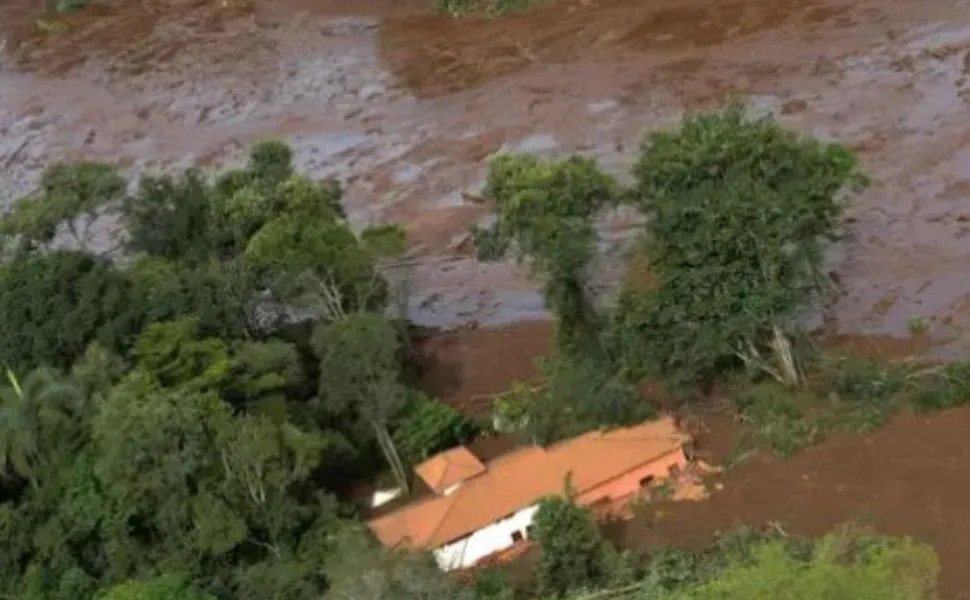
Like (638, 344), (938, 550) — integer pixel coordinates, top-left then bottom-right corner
(412, 320), (970, 598)
(5, 0), (970, 592)
(4, 0), (970, 342)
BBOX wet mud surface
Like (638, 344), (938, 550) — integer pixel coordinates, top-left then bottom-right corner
(628, 406), (970, 600)
(414, 321), (970, 597)
(4, 0), (970, 339)
(6, 0), (970, 591)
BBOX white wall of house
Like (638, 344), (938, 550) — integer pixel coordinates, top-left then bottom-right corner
(432, 504), (539, 571)
(371, 487), (403, 508)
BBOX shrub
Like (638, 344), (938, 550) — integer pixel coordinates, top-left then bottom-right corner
(391, 391), (480, 464)
(667, 528), (939, 600)
(532, 494), (605, 597)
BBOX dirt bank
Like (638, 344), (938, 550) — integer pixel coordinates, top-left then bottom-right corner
(5, 0), (970, 339)
(625, 406), (970, 599)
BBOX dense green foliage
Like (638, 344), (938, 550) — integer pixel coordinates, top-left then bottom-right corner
(492, 353), (654, 444)
(532, 495), (607, 597)
(392, 391), (481, 464)
(664, 529), (938, 600)
(436, 0), (538, 17)
(522, 525), (939, 600)
(0, 250), (134, 371)
(732, 354), (970, 458)
(611, 105), (867, 388)
(473, 154), (648, 442)
(473, 154), (617, 356)
(0, 142), (460, 600)
(0, 161), (125, 253)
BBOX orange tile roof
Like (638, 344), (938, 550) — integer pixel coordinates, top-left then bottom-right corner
(414, 446), (486, 494)
(368, 416), (688, 550)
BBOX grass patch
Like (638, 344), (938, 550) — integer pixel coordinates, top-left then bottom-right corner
(730, 353), (970, 459)
(437, 0), (541, 17)
(906, 316), (930, 335)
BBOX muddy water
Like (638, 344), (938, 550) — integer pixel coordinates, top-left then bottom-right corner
(3, 0), (970, 347)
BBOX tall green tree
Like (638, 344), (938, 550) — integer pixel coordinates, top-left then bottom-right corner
(0, 250), (134, 371)
(472, 154), (618, 357)
(133, 316), (233, 391)
(123, 257), (260, 340)
(243, 179), (403, 321)
(613, 104), (867, 388)
(322, 527), (472, 600)
(312, 313), (410, 492)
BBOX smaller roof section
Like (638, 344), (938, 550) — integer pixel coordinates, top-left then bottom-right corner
(415, 446), (486, 494)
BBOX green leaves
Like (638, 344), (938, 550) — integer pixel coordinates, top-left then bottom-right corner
(532, 496), (605, 597)
(479, 153), (617, 270)
(2, 161), (125, 253)
(313, 313), (406, 422)
(0, 368), (85, 483)
(668, 530), (939, 600)
(121, 168), (213, 262)
(312, 313), (411, 489)
(476, 153), (617, 358)
(391, 391), (479, 464)
(322, 527), (472, 600)
(614, 105), (866, 386)
(134, 317), (232, 391)
(96, 574), (217, 600)
(0, 139), (433, 600)
(0, 250), (135, 372)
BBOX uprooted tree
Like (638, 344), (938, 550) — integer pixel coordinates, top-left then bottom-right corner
(611, 104), (868, 389)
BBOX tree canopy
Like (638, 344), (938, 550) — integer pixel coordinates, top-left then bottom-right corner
(473, 153), (617, 356)
(0, 141), (454, 600)
(664, 530), (938, 600)
(611, 104), (867, 387)
(0, 114), (940, 600)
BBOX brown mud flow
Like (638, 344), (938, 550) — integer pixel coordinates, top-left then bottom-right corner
(415, 320), (970, 597)
(4, 0), (970, 342)
(626, 406), (970, 600)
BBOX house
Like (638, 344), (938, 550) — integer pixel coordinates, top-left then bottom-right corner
(367, 416), (691, 571)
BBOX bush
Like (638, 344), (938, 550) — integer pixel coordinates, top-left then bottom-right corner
(437, 0), (539, 17)
(493, 353), (654, 445)
(391, 391), (480, 464)
(532, 494), (605, 597)
(666, 528), (939, 600)
(912, 361), (970, 411)
(0, 250), (135, 371)
(733, 383), (821, 457)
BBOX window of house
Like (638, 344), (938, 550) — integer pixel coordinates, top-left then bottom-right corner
(639, 475), (655, 488)
(510, 530), (524, 543)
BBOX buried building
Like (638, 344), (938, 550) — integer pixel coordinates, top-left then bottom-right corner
(367, 416), (692, 570)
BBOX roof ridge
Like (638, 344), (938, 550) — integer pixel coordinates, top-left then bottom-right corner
(424, 482), (465, 545)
